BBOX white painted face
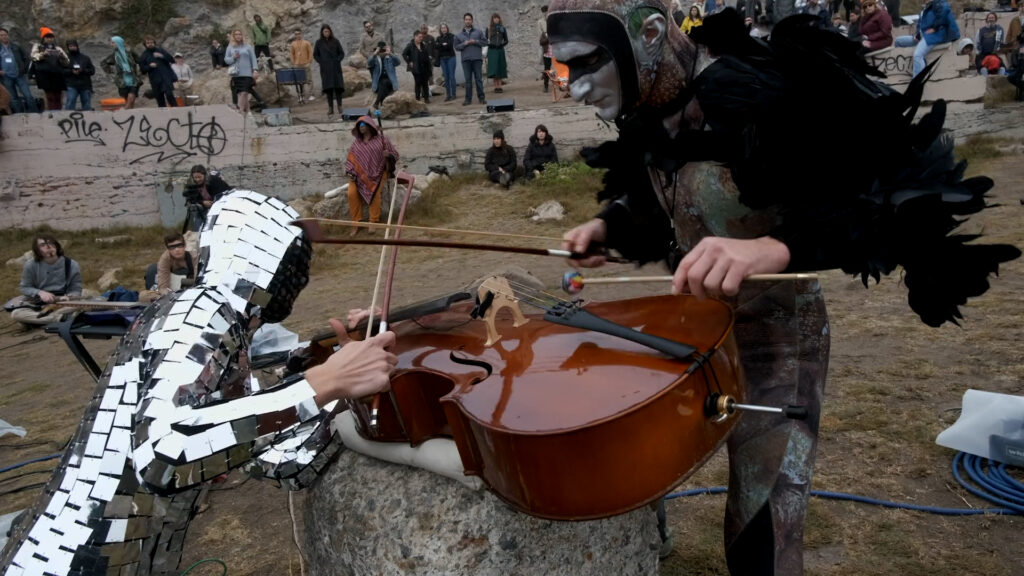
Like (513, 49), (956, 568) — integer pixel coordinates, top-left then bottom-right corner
(552, 40), (622, 121)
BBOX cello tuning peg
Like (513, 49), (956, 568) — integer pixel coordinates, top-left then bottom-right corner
(705, 394), (808, 421)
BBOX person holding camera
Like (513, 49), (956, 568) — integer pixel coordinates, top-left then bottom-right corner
(368, 40), (400, 108)
(63, 39), (95, 111)
(30, 27), (69, 110)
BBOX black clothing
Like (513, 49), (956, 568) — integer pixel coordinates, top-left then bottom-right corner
(673, 10), (686, 27)
(402, 41), (433, 75)
(435, 32), (456, 59)
(485, 144), (517, 182)
(209, 44), (226, 68)
(523, 135), (558, 173)
(33, 44), (68, 93)
(183, 172), (231, 206)
(63, 51), (95, 91)
(138, 46), (178, 107)
(313, 37), (345, 91)
(1, 41), (30, 75)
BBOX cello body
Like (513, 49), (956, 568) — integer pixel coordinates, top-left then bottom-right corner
(344, 294), (744, 520)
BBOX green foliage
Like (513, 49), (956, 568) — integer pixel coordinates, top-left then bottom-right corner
(117, 0), (180, 45)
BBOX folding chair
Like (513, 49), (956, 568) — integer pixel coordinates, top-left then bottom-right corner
(548, 58), (572, 103)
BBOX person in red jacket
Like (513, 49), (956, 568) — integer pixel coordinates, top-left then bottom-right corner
(858, 0), (893, 52)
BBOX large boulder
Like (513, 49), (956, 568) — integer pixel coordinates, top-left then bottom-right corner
(342, 66), (373, 95)
(376, 91), (427, 118)
(304, 448), (661, 576)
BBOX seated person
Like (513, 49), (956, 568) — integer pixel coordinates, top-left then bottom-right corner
(523, 124), (559, 179)
(859, 0), (893, 52)
(484, 130), (517, 188)
(154, 232), (197, 293)
(9, 235), (82, 326)
(975, 12), (1007, 75)
(182, 164), (231, 232)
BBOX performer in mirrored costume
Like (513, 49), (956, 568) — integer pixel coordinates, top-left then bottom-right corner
(2, 190), (396, 576)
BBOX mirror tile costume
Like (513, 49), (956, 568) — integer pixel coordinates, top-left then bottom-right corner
(2, 191), (337, 576)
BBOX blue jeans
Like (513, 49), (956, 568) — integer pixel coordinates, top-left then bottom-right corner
(2, 74), (38, 113)
(441, 56), (457, 99)
(64, 86), (92, 110)
(461, 58), (484, 103)
(894, 35), (935, 77)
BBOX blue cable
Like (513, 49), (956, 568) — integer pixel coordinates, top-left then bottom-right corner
(0, 453), (61, 474)
(666, 452), (1021, 516)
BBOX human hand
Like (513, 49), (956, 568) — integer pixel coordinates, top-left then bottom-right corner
(672, 236), (790, 299)
(150, 62), (157, 68)
(925, 28), (935, 34)
(202, 200), (212, 208)
(305, 319), (397, 404)
(37, 290), (56, 304)
(346, 306), (383, 329)
(562, 218), (608, 268)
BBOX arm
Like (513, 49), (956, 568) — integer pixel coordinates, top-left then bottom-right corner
(455, 32), (466, 51)
(503, 148), (517, 172)
(155, 252), (172, 293)
(402, 43), (413, 63)
(84, 56), (96, 77)
(223, 48), (236, 64)
(19, 261), (39, 298)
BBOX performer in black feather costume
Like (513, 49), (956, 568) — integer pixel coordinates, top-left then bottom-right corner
(548, 2), (1018, 574)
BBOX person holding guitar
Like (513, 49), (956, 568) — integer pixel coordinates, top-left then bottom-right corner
(7, 235), (81, 326)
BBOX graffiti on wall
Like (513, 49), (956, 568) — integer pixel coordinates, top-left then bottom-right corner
(57, 110), (228, 164)
(869, 53), (912, 75)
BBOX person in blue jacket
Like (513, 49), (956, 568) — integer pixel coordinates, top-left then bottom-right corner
(894, 0), (960, 77)
(368, 40), (400, 108)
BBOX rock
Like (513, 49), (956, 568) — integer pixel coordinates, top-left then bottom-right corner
(425, 172), (442, 185)
(94, 234), (132, 245)
(288, 198), (316, 218)
(96, 268), (122, 291)
(312, 196), (347, 220)
(377, 92), (428, 119)
(6, 251), (32, 269)
(343, 67), (373, 95)
(529, 200), (566, 222)
(409, 174), (428, 192)
(304, 449), (660, 576)
(347, 53), (368, 70)
(324, 184), (347, 199)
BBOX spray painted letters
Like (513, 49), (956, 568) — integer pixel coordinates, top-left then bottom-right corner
(114, 111), (227, 164)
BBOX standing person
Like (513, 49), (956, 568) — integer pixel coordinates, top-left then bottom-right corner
(484, 129), (517, 188)
(138, 35), (178, 107)
(436, 22), (458, 101)
(251, 14), (274, 71)
(402, 30), (433, 103)
(290, 29), (315, 101)
(345, 115), (399, 235)
(171, 52), (193, 101)
(63, 39), (94, 111)
(523, 124), (558, 179)
(30, 28), (69, 111)
(314, 24), (346, 118)
(209, 38), (225, 68)
(539, 5), (553, 93)
(883, 0), (900, 26)
(419, 24), (437, 84)
(359, 20), (380, 60)
(550, 4), (1016, 575)
(455, 12), (487, 105)
(0, 27), (39, 113)
(486, 13), (509, 93)
(101, 36), (142, 109)
(893, 0), (959, 77)
(224, 29), (260, 113)
(368, 41), (400, 108)
(10, 235), (82, 327)
(859, 0), (893, 52)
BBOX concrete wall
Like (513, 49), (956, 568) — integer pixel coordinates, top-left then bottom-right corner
(0, 105), (617, 230)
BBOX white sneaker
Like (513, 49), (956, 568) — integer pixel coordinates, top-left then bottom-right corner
(307, 96), (316, 101)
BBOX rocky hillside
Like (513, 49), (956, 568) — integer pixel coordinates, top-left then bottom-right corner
(0, 0), (551, 105)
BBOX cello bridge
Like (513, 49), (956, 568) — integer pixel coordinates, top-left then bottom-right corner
(475, 277), (529, 347)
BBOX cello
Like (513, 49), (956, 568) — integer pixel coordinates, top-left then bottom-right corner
(302, 271), (746, 521)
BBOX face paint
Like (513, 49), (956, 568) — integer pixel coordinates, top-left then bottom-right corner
(553, 40), (623, 120)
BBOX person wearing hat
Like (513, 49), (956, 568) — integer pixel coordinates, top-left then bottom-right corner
(138, 35), (178, 107)
(62, 38), (95, 110)
(30, 27), (69, 110)
(344, 116), (399, 234)
(484, 130), (517, 188)
(171, 51), (194, 101)
(0, 27), (39, 113)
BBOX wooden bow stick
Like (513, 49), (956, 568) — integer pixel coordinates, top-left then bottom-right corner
(560, 271), (819, 294)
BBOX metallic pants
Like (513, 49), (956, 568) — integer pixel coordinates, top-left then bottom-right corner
(723, 279), (830, 576)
